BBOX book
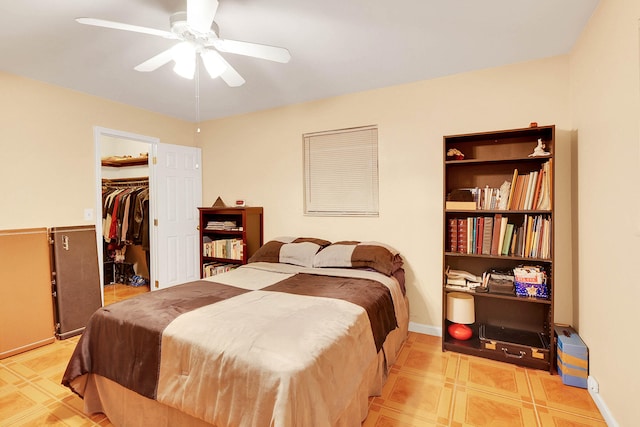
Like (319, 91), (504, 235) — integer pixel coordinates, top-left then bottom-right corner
(510, 228), (518, 256)
(457, 219), (468, 254)
(524, 171), (538, 210)
(203, 262), (236, 277)
(541, 217), (551, 259)
(531, 169), (544, 209)
(530, 216), (540, 257)
(446, 201), (476, 210)
(448, 218), (458, 252)
(511, 175), (525, 210)
(446, 277), (467, 286)
(518, 174), (530, 210)
(515, 225), (525, 257)
(524, 215), (534, 257)
(490, 214), (502, 255)
(536, 161), (551, 210)
(482, 186), (491, 210)
(482, 216), (493, 255)
(475, 217), (484, 254)
(497, 217), (509, 255)
(497, 181), (510, 210)
(468, 218), (475, 254)
(506, 169), (518, 210)
(501, 223), (515, 256)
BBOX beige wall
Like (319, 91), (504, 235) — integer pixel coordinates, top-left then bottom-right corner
(198, 56), (574, 331)
(570, 0), (640, 424)
(0, 72), (194, 230)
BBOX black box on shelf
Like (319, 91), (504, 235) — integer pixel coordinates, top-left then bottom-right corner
(479, 324), (550, 363)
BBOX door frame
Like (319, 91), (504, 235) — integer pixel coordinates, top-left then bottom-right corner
(93, 127), (159, 304)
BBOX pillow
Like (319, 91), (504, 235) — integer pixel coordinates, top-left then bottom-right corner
(313, 241), (403, 276)
(248, 237), (331, 267)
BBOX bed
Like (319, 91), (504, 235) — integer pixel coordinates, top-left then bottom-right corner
(62, 238), (409, 427)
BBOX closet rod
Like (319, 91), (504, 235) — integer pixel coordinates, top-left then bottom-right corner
(102, 176), (149, 187)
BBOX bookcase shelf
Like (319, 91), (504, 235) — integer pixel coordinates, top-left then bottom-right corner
(444, 288), (552, 305)
(444, 251), (552, 262)
(442, 125), (555, 373)
(445, 155), (551, 166)
(445, 209), (552, 214)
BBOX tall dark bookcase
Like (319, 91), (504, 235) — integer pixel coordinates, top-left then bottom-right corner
(442, 125), (555, 372)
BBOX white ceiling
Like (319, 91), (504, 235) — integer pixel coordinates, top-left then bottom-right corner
(0, 0), (599, 122)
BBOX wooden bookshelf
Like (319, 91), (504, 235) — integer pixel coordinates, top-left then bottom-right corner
(442, 125), (555, 372)
(198, 207), (263, 278)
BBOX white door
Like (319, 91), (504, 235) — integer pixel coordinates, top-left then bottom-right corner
(152, 143), (202, 289)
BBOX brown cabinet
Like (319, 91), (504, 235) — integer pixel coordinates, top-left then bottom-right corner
(442, 125), (555, 372)
(198, 207), (263, 278)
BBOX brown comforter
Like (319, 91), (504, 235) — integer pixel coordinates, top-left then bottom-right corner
(62, 263), (405, 427)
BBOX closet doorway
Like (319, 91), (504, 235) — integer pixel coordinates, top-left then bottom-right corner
(94, 127), (203, 306)
(96, 130), (156, 305)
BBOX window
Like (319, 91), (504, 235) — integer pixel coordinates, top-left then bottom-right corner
(303, 125), (379, 216)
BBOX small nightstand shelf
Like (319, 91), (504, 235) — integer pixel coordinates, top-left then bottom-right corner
(198, 207), (263, 278)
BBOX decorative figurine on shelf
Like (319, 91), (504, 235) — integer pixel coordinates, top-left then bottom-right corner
(529, 138), (550, 157)
(212, 196), (227, 207)
(446, 148), (465, 160)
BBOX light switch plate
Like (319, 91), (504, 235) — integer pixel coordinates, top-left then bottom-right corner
(84, 208), (94, 221)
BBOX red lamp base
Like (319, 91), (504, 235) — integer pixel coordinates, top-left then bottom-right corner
(448, 323), (473, 340)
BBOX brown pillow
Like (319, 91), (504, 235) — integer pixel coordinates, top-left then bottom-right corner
(248, 237), (331, 267)
(313, 241), (403, 276)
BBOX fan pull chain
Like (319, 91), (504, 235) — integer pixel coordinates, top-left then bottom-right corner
(195, 60), (201, 133)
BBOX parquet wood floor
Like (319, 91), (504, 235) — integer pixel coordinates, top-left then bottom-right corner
(102, 283), (149, 306)
(0, 286), (605, 426)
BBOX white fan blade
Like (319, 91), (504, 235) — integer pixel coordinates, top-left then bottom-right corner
(221, 65), (245, 87)
(76, 18), (176, 39)
(187, 0), (219, 33)
(134, 47), (175, 72)
(213, 39), (291, 63)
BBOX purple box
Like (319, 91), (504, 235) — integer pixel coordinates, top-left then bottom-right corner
(515, 281), (548, 298)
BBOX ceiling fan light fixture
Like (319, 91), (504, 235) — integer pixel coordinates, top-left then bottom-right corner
(77, 0), (289, 89)
(201, 50), (228, 79)
(171, 42), (196, 79)
(173, 59), (195, 79)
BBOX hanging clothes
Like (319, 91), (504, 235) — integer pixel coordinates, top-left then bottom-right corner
(101, 178), (149, 249)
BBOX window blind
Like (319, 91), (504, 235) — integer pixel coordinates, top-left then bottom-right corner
(303, 126), (379, 216)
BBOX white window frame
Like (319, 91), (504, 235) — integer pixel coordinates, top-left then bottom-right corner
(303, 125), (379, 216)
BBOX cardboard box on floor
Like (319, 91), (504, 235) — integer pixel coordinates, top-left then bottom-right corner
(555, 325), (588, 388)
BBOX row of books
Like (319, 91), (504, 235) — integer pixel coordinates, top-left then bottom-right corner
(203, 238), (244, 260)
(446, 160), (552, 211)
(205, 220), (242, 231)
(448, 213), (552, 259)
(506, 160), (552, 211)
(202, 262), (237, 278)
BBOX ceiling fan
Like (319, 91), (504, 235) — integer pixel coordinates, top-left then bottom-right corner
(76, 0), (291, 87)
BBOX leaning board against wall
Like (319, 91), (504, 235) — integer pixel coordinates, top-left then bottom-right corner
(0, 228), (55, 358)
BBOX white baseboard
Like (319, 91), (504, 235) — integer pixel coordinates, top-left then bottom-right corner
(588, 376), (618, 427)
(408, 322), (441, 337)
